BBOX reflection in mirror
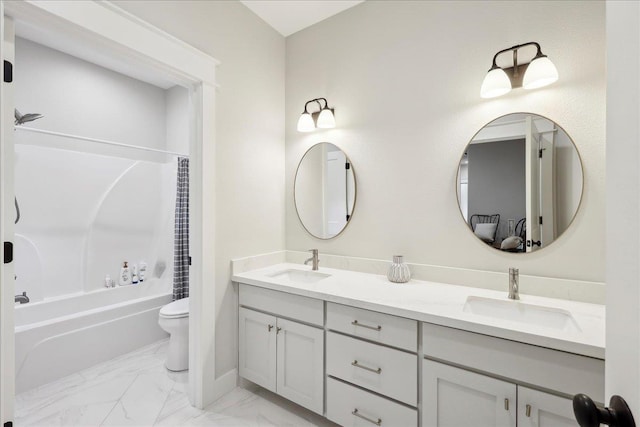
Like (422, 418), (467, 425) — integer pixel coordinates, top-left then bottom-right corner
(457, 113), (583, 253)
(295, 143), (356, 239)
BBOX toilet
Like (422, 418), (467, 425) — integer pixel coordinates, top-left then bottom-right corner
(158, 297), (189, 371)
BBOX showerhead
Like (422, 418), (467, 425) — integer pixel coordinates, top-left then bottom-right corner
(15, 109), (43, 125)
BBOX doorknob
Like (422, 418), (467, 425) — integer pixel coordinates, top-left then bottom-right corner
(573, 394), (635, 427)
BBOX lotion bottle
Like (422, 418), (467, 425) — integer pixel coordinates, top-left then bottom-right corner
(119, 261), (132, 286)
(139, 261), (147, 282)
(131, 264), (139, 284)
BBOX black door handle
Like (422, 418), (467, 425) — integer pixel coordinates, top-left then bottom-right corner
(573, 394), (635, 427)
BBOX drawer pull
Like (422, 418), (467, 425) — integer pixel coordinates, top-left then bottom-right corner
(352, 408), (382, 426)
(504, 398), (509, 411)
(526, 404), (532, 417)
(352, 360), (382, 374)
(352, 320), (382, 331)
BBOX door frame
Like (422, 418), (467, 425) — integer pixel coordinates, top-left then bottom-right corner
(0, 0), (219, 421)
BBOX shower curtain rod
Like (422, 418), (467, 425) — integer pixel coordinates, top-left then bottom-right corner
(14, 126), (190, 158)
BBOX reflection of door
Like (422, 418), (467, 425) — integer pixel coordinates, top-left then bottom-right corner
(525, 116), (541, 252)
(539, 131), (555, 245)
(325, 150), (347, 236)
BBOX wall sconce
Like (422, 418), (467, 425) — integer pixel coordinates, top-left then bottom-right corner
(480, 42), (559, 99)
(297, 98), (335, 132)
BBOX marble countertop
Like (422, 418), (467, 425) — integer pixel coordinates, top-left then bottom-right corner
(233, 263), (605, 359)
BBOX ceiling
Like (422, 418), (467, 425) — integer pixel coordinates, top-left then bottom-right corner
(240, 0), (364, 37)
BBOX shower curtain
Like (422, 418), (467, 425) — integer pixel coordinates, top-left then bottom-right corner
(173, 157), (189, 300)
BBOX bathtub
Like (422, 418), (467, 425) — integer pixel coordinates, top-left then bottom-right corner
(15, 281), (172, 393)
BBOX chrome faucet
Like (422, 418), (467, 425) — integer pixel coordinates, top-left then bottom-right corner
(508, 268), (519, 300)
(15, 291), (29, 304)
(305, 249), (319, 271)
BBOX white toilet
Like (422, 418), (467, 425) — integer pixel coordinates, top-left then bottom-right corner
(158, 297), (189, 371)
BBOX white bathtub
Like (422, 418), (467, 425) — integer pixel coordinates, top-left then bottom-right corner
(15, 281), (172, 393)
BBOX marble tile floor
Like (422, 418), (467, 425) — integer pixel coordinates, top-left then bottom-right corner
(15, 339), (337, 427)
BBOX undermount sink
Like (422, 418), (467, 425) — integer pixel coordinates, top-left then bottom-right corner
(463, 296), (581, 333)
(268, 269), (331, 284)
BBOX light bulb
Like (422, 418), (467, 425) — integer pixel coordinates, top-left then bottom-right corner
(316, 108), (335, 128)
(480, 67), (512, 99)
(297, 112), (315, 132)
(523, 56), (558, 89)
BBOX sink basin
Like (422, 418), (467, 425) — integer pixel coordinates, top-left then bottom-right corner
(463, 296), (581, 332)
(267, 269), (331, 284)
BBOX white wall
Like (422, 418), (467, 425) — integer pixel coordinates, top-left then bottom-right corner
(15, 37), (167, 149)
(111, 1), (286, 383)
(286, 1), (605, 283)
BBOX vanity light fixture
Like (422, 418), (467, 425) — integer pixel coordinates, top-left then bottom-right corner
(480, 42), (559, 99)
(297, 98), (335, 132)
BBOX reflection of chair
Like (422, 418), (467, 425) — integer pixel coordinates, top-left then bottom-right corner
(470, 214), (500, 243)
(515, 218), (526, 240)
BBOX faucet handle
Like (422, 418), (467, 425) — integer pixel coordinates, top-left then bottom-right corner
(308, 249), (318, 254)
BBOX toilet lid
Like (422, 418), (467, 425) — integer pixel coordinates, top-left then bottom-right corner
(160, 297), (189, 318)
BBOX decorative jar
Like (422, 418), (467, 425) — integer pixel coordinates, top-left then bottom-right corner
(387, 255), (411, 283)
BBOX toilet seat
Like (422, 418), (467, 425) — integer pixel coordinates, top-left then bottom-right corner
(160, 297), (189, 319)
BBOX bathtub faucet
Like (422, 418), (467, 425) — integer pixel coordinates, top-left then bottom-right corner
(15, 291), (29, 304)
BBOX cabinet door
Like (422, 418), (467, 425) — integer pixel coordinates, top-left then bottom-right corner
(422, 359), (516, 427)
(238, 307), (277, 392)
(276, 318), (324, 415)
(517, 387), (576, 427)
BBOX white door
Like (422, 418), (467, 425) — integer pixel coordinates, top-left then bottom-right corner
(525, 116), (542, 252)
(518, 387), (576, 427)
(276, 318), (324, 415)
(0, 12), (15, 424)
(422, 359), (517, 427)
(238, 307), (277, 392)
(606, 1), (640, 421)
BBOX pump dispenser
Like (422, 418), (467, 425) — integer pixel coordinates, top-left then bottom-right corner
(119, 261), (132, 286)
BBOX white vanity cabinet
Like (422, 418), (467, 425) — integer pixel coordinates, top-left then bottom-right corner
(421, 323), (603, 427)
(422, 360), (575, 427)
(238, 285), (324, 415)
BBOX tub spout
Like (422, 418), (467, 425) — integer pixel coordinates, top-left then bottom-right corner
(15, 291), (29, 304)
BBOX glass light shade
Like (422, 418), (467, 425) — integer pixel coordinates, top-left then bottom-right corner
(297, 112), (315, 132)
(316, 108), (335, 128)
(480, 68), (512, 98)
(523, 56), (558, 89)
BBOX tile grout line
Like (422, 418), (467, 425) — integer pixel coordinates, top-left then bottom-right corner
(98, 373), (140, 426)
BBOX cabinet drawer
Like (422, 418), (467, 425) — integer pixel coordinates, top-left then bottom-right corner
(327, 331), (417, 406)
(327, 377), (417, 427)
(239, 284), (323, 326)
(422, 322), (604, 403)
(327, 302), (417, 351)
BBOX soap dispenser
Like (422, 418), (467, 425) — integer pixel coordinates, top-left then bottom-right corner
(138, 261), (147, 282)
(119, 261), (132, 286)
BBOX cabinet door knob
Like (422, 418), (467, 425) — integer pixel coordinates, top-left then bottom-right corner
(276, 327), (282, 334)
(267, 324), (273, 332)
(526, 404), (532, 417)
(573, 394), (636, 427)
(504, 398), (509, 411)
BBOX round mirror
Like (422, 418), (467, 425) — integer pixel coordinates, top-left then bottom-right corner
(457, 113), (583, 253)
(294, 143), (356, 239)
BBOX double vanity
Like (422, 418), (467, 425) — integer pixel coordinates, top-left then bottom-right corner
(233, 263), (604, 427)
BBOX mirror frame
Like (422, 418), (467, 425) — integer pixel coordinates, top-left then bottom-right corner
(294, 142), (357, 240)
(456, 112), (585, 253)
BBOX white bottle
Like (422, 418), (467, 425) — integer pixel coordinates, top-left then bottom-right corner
(104, 274), (112, 288)
(139, 261), (147, 282)
(119, 261), (132, 286)
(131, 265), (139, 285)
